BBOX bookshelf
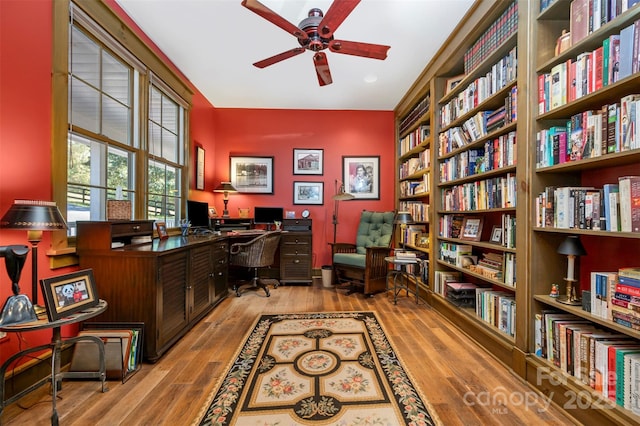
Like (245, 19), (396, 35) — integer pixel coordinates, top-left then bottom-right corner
(528, 0), (640, 424)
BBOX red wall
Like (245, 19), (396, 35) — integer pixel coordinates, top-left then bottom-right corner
(213, 108), (396, 267)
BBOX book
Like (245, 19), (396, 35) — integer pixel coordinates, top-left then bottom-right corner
(615, 348), (640, 406)
(618, 23), (636, 80)
(619, 176), (640, 232)
(619, 267), (640, 280)
(570, 0), (590, 47)
(603, 183), (620, 231)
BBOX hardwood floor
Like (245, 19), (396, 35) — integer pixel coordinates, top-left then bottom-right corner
(1, 281), (577, 425)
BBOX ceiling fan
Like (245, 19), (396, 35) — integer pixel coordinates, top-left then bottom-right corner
(241, 0), (390, 86)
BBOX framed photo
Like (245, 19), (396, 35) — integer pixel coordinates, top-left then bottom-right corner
(342, 156), (380, 200)
(208, 207), (217, 218)
(293, 148), (323, 175)
(460, 216), (483, 241)
(444, 74), (465, 95)
(490, 226), (503, 244)
(230, 156), (274, 194)
(196, 146), (205, 190)
(293, 181), (324, 205)
(156, 222), (168, 239)
(40, 269), (99, 321)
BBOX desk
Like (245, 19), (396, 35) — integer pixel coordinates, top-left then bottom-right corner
(385, 257), (426, 305)
(0, 300), (108, 425)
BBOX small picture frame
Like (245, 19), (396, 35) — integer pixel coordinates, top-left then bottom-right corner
(285, 210), (296, 219)
(444, 74), (465, 96)
(490, 226), (503, 244)
(293, 148), (323, 175)
(156, 222), (169, 240)
(196, 146), (205, 190)
(460, 216), (483, 241)
(40, 269), (99, 322)
(208, 207), (217, 218)
(293, 181), (324, 205)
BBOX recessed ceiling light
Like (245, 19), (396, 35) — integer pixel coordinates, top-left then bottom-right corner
(364, 74), (378, 83)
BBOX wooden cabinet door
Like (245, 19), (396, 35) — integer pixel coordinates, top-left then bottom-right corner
(190, 245), (214, 320)
(158, 251), (189, 349)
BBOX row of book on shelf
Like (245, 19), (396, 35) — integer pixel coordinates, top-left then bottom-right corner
(567, 0), (640, 48)
(538, 17), (640, 114)
(536, 95), (640, 168)
(399, 94), (430, 136)
(589, 267), (640, 328)
(441, 173), (517, 211)
(441, 50), (518, 129)
(439, 131), (517, 182)
(534, 176), (640, 232)
(463, 0), (518, 74)
(399, 150), (430, 180)
(434, 270), (516, 337)
(399, 172), (430, 198)
(438, 241), (516, 287)
(399, 124), (430, 156)
(535, 281), (640, 415)
(438, 86), (517, 157)
(398, 224), (428, 250)
(69, 322), (144, 383)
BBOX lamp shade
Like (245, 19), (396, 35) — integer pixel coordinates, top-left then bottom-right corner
(557, 235), (586, 256)
(332, 180), (355, 201)
(0, 200), (67, 231)
(394, 211), (414, 225)
(214, 182), (237, 193)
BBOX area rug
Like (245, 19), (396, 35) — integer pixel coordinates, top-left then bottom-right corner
(195, 311), (438, 425)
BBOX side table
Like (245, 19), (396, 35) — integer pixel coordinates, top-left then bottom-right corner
(385, 257), (427, 305)
(0, 299), (108, 425)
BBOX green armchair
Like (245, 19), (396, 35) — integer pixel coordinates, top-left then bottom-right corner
(331, 210), (395, 296)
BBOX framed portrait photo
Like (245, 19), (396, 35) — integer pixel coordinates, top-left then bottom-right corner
(460, 216), (483, 241)
(490, 226), (503, 244)
(230, 156), (274, 194)
(156, 222), (169, 239)
(293, 181), (324, 205)
(342, 156), (380, 200)
(40, 269), (99, 321)
(293, 148), (323, 175)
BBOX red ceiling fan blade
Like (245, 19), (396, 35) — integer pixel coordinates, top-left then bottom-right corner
(328, 39), (390, 60)
(313, 52), (333, 86)
(317, 0), (361, 38)
(241, 0), (308, 40)
(253, 48), (306, 68)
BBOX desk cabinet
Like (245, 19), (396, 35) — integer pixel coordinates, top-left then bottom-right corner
(280, 219), (312, 284)
(76, 221), (228, 362)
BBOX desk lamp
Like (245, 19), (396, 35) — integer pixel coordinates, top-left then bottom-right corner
(214, 182), (237, 218)
(332, 179), (354, 244)
(0, 245), (35, 325)
(0, 200), (67, 317)
(394, 211), (414, 247)
(557, 235), (586, 305)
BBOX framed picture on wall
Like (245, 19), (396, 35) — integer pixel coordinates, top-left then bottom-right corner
(230, 156), (274, 194)
(342, 156), (380, 200)
(293, 181), (323, 205)
(196, 146), (205, 190)
(293, 149), (323, 175)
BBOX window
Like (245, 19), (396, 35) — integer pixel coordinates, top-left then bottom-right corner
(57, 1), (191, 238)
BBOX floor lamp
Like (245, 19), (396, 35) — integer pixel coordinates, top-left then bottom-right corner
(214, 182), (237, 218)
(0, 200), (67, 317)
(332, 179), (354, 244)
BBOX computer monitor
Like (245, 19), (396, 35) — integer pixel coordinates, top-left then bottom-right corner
(187, 200), (210, 228)
(254, 206), (283, 225)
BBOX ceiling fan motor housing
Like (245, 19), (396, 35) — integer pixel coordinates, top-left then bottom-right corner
(298, 8), (333, 51)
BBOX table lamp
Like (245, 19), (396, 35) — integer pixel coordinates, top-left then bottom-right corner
(214, 182), (237, 218)
(394, 211), (414, 246)
(332, 179), (354, 244)
(556, 235), (586, 305)
(0, 200), (67, 317)
(0, 245), (35, 325)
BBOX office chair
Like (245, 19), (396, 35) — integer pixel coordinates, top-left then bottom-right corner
(229, 231), (281, 297)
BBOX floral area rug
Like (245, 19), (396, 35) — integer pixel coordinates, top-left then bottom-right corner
(195, 311), (438, 425)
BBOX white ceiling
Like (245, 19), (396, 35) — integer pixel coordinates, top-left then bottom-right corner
(115, 0), (475, 110)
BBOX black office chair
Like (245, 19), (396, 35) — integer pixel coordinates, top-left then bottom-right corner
(229, 231), (281, 297)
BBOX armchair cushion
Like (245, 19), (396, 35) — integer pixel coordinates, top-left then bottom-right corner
(355, 211), (395, 254)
